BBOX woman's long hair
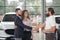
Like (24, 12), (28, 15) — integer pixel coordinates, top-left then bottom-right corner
(21, 10), (30, 20)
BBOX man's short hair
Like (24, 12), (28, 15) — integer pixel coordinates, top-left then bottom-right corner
(48, 8), (55, 15)
(15, 8), (21, 12)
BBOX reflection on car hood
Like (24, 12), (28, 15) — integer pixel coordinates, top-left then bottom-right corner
(0, 22), (14, 29)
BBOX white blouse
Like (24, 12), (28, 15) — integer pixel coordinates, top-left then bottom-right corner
(23, 19), (32, 31)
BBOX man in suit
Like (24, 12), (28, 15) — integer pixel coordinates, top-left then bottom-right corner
(14, 8), (33, 40)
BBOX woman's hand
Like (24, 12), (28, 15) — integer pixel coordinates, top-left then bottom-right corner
(32, 26), (39, 31)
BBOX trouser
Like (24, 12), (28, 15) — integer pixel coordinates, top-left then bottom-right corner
(45, 33), (55, 40)
(15, 38), (22, 40)
(23, 31), (32, 40)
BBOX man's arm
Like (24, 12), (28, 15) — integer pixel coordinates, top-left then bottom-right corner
(14, 17), (32, 30)
(43, 26), (56, 33)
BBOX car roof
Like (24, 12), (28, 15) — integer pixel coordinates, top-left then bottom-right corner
(5, 12), (16, 14)
(54, 15), (60, 17)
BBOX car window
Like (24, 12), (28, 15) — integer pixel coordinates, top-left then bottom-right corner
(55, 17), (60, 24)
(2, 14), (16, 22)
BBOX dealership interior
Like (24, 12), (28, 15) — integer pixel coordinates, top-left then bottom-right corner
(0, 0), (60, 40)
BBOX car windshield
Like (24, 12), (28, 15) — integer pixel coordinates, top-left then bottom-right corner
(2, 14), (16, 22)
(55, 17), (60, 24)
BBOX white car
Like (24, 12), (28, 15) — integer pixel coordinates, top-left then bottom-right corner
(54, 15), (60, 29)
(0, 12), (16, 40)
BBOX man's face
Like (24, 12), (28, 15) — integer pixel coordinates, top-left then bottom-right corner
(45, 9), (50, 17)
(16, 10), (22, 16)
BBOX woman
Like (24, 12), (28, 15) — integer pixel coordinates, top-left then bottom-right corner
(21, 10), (32, 40)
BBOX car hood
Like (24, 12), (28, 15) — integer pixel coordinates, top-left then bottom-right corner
(0, 22), (14, 29)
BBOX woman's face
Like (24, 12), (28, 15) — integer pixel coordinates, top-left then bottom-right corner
(24, 11), (29, 18)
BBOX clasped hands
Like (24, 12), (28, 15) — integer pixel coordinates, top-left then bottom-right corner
(32, 23), (45, 31)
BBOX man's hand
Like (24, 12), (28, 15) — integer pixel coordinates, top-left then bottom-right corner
(42, 30), (46, 33)
(38, 23), (45, 28)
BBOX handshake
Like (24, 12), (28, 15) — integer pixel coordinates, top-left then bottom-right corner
(32, 23), (45, 31)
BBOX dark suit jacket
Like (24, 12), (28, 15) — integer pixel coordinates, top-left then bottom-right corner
(14, 16), (32, 38)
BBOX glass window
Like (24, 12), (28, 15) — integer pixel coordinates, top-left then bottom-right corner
(55, 17), (60, 24)
(5, 0), (25, 7)
(5, 7), (16, 13)
(2, 14), (16, 22)
(5, 0), (19, 6)
(53, 0), (60, 6)
(26, 0), (41, 6)
(26, 7), (41, 15)
(0, 7), (4, 14)
(53, 7), (60, 15)
(0, 0), (4, 6)
(46, 0), (60, 15)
